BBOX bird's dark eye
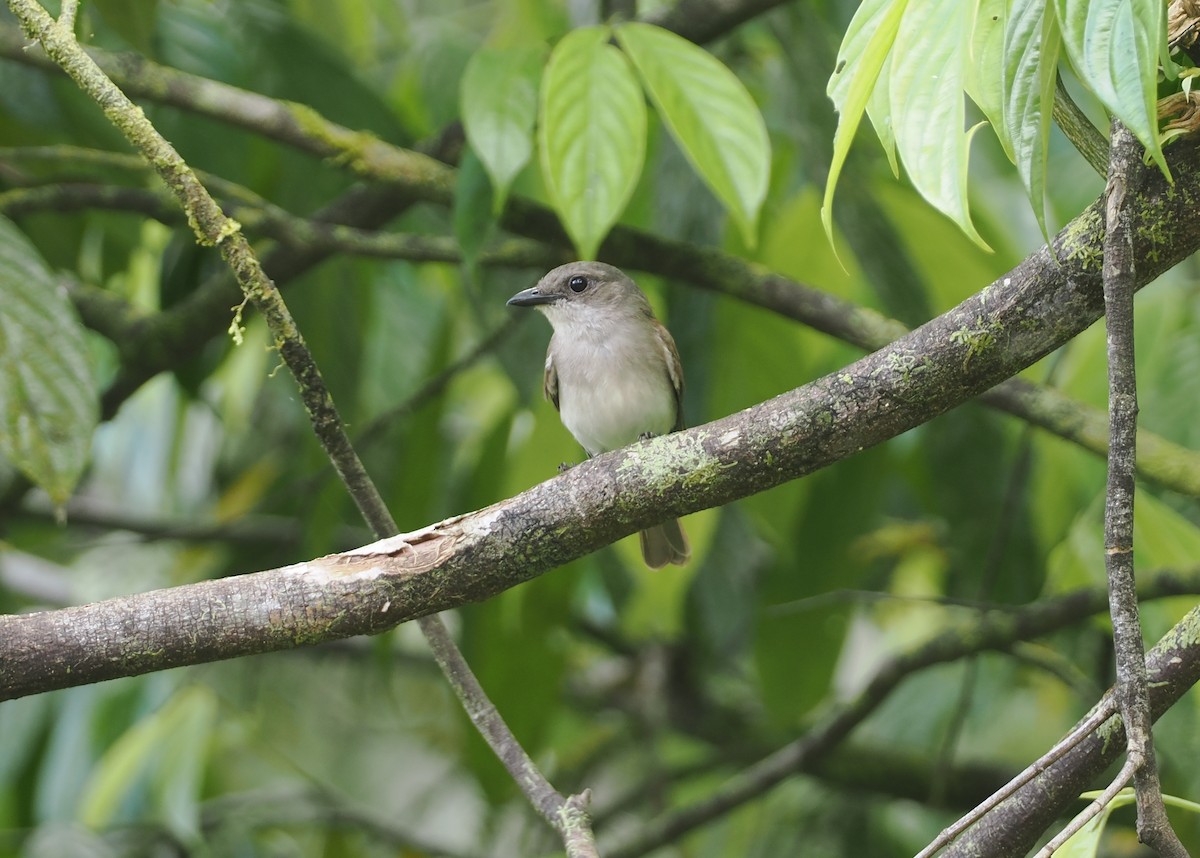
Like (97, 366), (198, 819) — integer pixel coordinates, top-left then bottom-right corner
(568, 275), (588, 293)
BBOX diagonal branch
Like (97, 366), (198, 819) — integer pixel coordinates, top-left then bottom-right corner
(9, 168), (1200, 500)
(8, 38), (1200, 504)
(4, 134), (1200, 701)
(605, 574), (1200, 858)
(941, 605), (1200, 857)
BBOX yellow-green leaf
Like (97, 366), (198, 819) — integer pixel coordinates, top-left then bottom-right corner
(616, 22), (770, 247)
(538, 26), (646, 260)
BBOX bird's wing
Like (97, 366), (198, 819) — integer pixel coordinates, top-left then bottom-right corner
(657, 321), (686, 431)
(543, 347), (560, 411)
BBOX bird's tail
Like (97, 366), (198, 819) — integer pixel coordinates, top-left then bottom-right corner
(639, 518), (690, 569)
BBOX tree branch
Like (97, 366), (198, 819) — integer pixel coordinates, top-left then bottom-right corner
(1102, 119), (1185, 857)
(4, 129), (1200, 695)
(603, 574), (1200, 858)
(10, 175), (1200, 503)
(1053, 77), (1110, 177)
(8, 36), (1200, 505)
(941, 606), (1200, 857)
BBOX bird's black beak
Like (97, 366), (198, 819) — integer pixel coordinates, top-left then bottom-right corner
(507, 287), (559, 307)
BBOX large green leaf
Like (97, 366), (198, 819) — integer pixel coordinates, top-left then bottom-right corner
(0, 216), (97, 504)
(866, 49), (899, 177)
(966, 0), (1009, 156)
(890, 0), (990, 250)
(1003, 0), (1061, 239)
(1055, 0), (1167, 174)
(615, 22), (770, 247)
(460, 44), (544, 214)
(823, 0), (910, 243)
(539, 26), (646, 260)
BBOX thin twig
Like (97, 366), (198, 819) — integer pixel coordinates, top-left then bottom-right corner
(914, 700), (1117, 858)
(354, 314), (527, 451)
(606, 583), (1146, 858)
(1102, 119), (1186, 857)
(1033, 759), (1136, 858)
(2, 3), (598, 854)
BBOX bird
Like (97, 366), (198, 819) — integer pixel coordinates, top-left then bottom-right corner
(507, 261), (691, 568)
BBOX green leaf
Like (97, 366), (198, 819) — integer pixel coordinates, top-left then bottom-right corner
(0, 216), (97, 504)
(823, 0), (910, 243)
(890, 0), (991, 250)
(615, 22), (770, 247)
(1055, 0), (1168, 174)
(460, 44), (544, 214)
(539, 26), (646, 260)
(966, 0), (1009, 157)
(1003, 0), (1061, 239)
(866, 50), (899, 177)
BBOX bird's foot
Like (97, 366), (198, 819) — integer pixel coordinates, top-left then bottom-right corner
(557, 461), (574, 474)
(638, 431), (658, 442)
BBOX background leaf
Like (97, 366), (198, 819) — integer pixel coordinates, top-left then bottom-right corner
(0, 215), (97, 504)
(615, 22), (770, 247)
(460, 44), (544, 214)
(538, 26), (646, 260)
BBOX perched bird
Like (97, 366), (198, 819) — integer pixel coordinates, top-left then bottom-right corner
(507, 261), (691, 568)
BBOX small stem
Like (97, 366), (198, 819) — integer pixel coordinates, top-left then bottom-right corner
(1103, 119), (1187, 857)
(1054, 77), (1109, 176)
(1033, 759), (1136, 858)
(914, 700), (1117, 858)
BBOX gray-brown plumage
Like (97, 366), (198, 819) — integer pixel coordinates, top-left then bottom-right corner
(507, 262), (690, 568)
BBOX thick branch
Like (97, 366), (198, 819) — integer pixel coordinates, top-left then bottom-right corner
(3, 130), (1199, 695)
(7, 38), (1200, 504)
(10, 174), (1200, 501)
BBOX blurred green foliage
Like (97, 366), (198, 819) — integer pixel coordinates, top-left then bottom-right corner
(1, 1), (1199, 856)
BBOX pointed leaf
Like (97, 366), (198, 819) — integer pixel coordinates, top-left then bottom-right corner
(1003, 0), (1061, 239)
(823, 0), (910, 242)
(460, 44), (544, 213)
(866, 50), (899, 177)
(1055, 0), (1167, 174)
(0, 216), (97, 503)
(890, 0), (991, 249)
(615, 22), (770, 246)
(539, 26), (646, 260)
(966, 0), (1010, 157)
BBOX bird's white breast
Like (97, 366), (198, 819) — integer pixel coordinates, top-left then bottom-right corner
(549, 316), (676, 457)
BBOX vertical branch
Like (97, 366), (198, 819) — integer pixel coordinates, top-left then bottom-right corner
(4, 2), (598, 855)
(1102, 119), (1186, 857)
